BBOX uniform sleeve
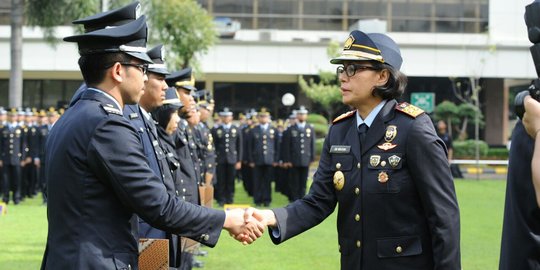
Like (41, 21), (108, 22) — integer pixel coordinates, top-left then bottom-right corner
(270, 126), (337, 243)
(237, 127), (243, 163)
(406, 115), (461, 269)
(87, 117), (226, 247)
(281, 129), (291, 163)
(310, 126), (316, 162)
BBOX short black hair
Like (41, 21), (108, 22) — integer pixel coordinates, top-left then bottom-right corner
(371, 62), (408, 100)
(78, 53), (132, 87)
(152, 105), (178, 129)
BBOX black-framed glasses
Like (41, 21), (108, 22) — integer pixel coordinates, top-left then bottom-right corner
(336, 64), (379, 77)
(119, 62), (148, 75)
(106, 62), (148, 75)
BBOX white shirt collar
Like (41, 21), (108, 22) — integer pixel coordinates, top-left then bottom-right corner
(356, 100), (387, 128)
(297, 121), (306, 129)
(139, 106), (151, 121)
(87, 88), (123, 114)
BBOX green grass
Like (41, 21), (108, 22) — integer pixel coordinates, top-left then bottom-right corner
(0, 179), (506, 270)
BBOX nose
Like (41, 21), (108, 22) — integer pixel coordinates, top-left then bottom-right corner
(143, 73), (148, 83)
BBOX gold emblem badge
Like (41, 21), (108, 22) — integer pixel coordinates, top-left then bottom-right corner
(378, 171), (389, 183)
(377, 142), (397, 151)
(384, 125), (397, 142)
(333, 171), (345, 191)
(388, 155), (401, 168)
(270, 129), (275, 134)
(217, 129), (223, 137)
(344, 35), (355, 50)
(369, 155), (381, 167)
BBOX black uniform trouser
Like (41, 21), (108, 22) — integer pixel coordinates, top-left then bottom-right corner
(216, 163), (236, 204)
(40, 161), (47, 202)
(2, 164), (21, 203)
(241, 162), (253, 196)
(22, 163), (38, 197)
(289, 166), (309, 202)
(253, 165), (273, 205)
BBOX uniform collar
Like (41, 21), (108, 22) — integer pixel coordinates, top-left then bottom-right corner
(139, 106), (151, 121)
(356, 100), (387, 128)
(86, 88), (123, 114)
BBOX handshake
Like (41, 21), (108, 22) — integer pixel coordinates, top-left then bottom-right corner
(222, 207), (277, 245)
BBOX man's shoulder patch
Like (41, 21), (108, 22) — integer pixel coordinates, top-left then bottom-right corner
(395, 102), (424, 118)
(100, 104), (122, 116)
(333, 110), (356, 124)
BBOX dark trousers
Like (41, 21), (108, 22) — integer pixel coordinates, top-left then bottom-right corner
(2, 164), (21, 204)
(40, 162), (47, 203)
(22, 163), (38, 197)
(241, 162), (253, 196)
(253, 165), (273, 205)
(289, 166), (309, 202)
(216, 163), (236, 204)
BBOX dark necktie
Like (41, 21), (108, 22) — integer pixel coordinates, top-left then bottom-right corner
(358, 123), (368, 151)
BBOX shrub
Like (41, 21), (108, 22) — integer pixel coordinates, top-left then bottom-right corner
(312, 122), (329, 138)
(453, 140), (489, 158)
(486, 147), (509, 159)
(307, 113), (328, 125)
(315, 138), (325, 157)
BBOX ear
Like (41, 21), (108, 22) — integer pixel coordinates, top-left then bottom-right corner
(376, 69), (390, 86)
(110, 62), (124, 83)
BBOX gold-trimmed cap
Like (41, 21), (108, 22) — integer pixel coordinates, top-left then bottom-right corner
(330, 30), (402, 70)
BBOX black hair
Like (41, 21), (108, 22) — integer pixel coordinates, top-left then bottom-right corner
(78, 53), (132, 87)
(152, 104), (178, 129)
(371, 62), (408, 100)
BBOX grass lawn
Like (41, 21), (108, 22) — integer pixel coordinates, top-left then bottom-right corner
(0, 179), (506, 270)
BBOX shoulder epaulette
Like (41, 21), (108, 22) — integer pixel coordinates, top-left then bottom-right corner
(395, 102), (424, 118)
(332, 110), (356, 124)
(100, 104), (122, 116)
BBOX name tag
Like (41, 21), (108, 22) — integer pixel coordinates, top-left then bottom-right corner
(330, 145), (351, 154)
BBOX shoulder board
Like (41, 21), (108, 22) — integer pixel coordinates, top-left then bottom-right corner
(332, 110), (356, 124)
(395, 102), (424, 118)
(100, 104), (122, 116)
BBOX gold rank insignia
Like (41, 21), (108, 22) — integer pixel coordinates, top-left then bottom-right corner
(395, 102), (424, 118)
(344, 35), (355, 50)
(333, 171), (345, 191)
(388, 155), (401, 168)
(377, 142), (397, 151)
(217, 129), (223, 137)
(378, 171), (389, 183)
(370, 155), (381, 167)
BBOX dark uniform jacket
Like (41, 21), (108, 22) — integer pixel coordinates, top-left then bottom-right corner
(499, 121), (540, 270)
(282, 123), (315, 167)
(270, 100), (460, 270)
(212, 124), (242, 165)
(248, 125), (278, 165)
(41, 90), (225, 270)
(1, 124), (24, 165)
(195, 122), (216, 176)
(174, 119), (200, 204)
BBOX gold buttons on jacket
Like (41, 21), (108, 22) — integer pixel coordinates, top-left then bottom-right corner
(354, 214), (360, 222)
(357, 162), (361, 169)
(356, 240), (361, 248)
(354, 187), (360, 195)
(396, 246), (403, 253)
(336, 163), (342, 170)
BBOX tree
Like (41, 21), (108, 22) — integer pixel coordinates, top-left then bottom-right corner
(433, 100), (459, 138)
(299, 40), (343, 121)
(9, 0), (24, 108)
(26, 0), (217, 74)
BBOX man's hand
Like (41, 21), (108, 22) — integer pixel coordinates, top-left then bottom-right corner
(34, 158), (41, 168)
(223, 208), (265, 245)
(249, 162), (255, 168)
(235, 162), (242, 170)
(523, 95), (540, 138)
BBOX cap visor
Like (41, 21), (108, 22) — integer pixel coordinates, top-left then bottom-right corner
(126, 51), (153, 64)
(330, 55), (373, 64)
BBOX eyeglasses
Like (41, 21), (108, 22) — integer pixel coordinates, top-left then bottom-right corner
(119, 62), (148, 75)
(106, 62), (148, 75)
(336, 64), (379, 77)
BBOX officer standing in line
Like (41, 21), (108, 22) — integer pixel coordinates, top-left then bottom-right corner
(282, 106), (315, 202)
(240, 111), (255, 197)
(37, 109), (49, 204)
(42, 15), (262, 269)
(194, 90), (217, 206)
(1, 108), (24, 205)
(212, 108), (242, 206)
(274, 119), (287, 195)
(247, 108), (278, 207)
(166, 68), (201, 206)
(0, 108), (5, 196)
(252, 30), (461, 269)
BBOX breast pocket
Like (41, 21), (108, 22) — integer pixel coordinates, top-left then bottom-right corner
(377, 235), (422, 258)
(331, 154), (354, 193)
(366, 152), (406, 194)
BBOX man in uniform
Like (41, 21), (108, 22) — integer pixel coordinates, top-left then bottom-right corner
(251, 30), (461, 269)
(281, 106), (315, 202)
(247, 108), (278, 206)
(241, 111), (256, 197)
(1, 108), (24, 205)
(37, 109), (49, 203)
(41, 15), (262, 269)
(212, 108), (242, 206)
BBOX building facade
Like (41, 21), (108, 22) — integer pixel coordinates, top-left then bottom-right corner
(0, 0), (535, 145)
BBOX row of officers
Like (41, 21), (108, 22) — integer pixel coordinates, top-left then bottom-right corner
(0, 107), (60, 205)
